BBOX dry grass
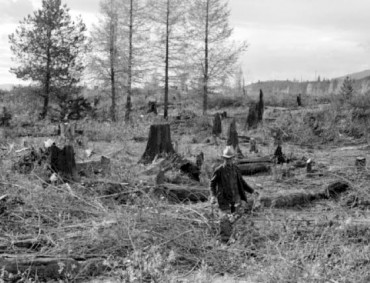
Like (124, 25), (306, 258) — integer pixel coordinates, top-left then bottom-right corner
(1, 94), (370, 282)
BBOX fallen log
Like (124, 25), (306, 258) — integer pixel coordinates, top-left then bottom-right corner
(237, 163), (271, 176)
(258, 181), (350, 209)
(155, 183), (210, 203)
(0, 255), (104, 282)
(235, 156), (272, 164)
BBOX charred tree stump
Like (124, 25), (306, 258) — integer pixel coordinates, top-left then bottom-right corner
(355, 157), (366, 170)
(227, 118), (243, 158)
(147, 101), (158, 115)
(0, 107), (11, 127)
(273, 145), (286, 164)
(212, 113), (222, 142)
(258, 89), (264, 122)
(246, 102), (259, 129)
(297, 93), (302, 107)
(196, 152), (204, 168)
(50, 144), (79, 181)
(250, 138), (258, 153)
(139, 124), (175, 164)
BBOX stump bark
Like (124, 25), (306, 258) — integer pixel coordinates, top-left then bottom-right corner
(50, 144), (79, 181)
(297, 93), (302, 107)
(139, 124), (175, 164)
(258, 89), (264, 121)
(212, 113), (222, 136)
(227, 118), (243, 158)
(355, 157), (366, 170)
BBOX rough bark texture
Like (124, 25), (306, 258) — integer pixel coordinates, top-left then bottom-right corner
(212, 113), (222, 136)
(50, 144), (78, 181)
(227, 118), (243, 158)
(246, 102), (259, 129)
(237, 163), (271, 176)
(227, 118), (238, 149)
(297, 93), (302, 107)
(274, 145), (286, 164)
(0, 107), (11, 127)
(258, 89), (264, 121)
(147, 101), (158, 114)
(139, 124), (175, 164)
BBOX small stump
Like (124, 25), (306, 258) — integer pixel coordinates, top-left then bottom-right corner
(212, 113), (222, 144)
(355, 157), (366, 170)
(250, 138), (258, 153)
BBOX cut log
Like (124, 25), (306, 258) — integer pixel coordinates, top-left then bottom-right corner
(155, 183), (209, 203)
(139, 124), (175, 164)
(237, 163), (271, 176)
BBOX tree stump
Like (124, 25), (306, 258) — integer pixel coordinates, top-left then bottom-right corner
(147, 101), (158, 115)
(196, 152), (204, 168)
(139, 124), (175, 164)
(273, 145), (285, 164)
(306, 158), (313, 173)
(212, 113), (222, 135)
(246, 103), (259, 129)
(0, 107), (11, 127)
(258, 89), (264, 122)
(297, 93), (302, 107)
(250, 138), (258, 153)
(227, 119), (243, 158)
(355, 157), (366, 170)
(50, 144), (79, 181)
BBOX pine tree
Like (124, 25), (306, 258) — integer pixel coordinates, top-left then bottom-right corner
(339, 76), (354, 102)
(9, 0), (88, 119)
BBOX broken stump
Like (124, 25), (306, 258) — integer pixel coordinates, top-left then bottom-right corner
(50, 144), (79, 181)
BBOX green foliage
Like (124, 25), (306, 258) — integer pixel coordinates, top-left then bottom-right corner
(9, 0), (89, 118)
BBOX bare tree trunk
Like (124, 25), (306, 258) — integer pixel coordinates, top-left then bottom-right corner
(109, 0), (117, 122)
(125, 0), (133, 122)
(41, 28), (52, 120)
(203, 0), (210, 115)
(164, 0), (170, 119)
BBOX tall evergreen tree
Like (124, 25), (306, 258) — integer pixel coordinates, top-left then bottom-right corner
(9, 0), (88, 119)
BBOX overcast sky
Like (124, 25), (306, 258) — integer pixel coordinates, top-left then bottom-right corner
(0, 0), (369, 85)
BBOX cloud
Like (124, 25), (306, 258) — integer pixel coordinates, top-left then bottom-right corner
(0, 0), (34, 23)
(63, 0), (100, 14)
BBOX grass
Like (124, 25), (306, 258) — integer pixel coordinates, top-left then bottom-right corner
(1, 90), (370, 282)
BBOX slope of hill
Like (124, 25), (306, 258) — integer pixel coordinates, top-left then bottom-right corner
(336, 69), (370, 80)
(0, 84), (14, 91)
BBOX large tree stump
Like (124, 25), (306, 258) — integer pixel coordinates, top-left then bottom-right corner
(139, 124), (175, 164)
(50, 144), (79, 181)
(227, 118), (243, 158)
(246, 103), (259, 129)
